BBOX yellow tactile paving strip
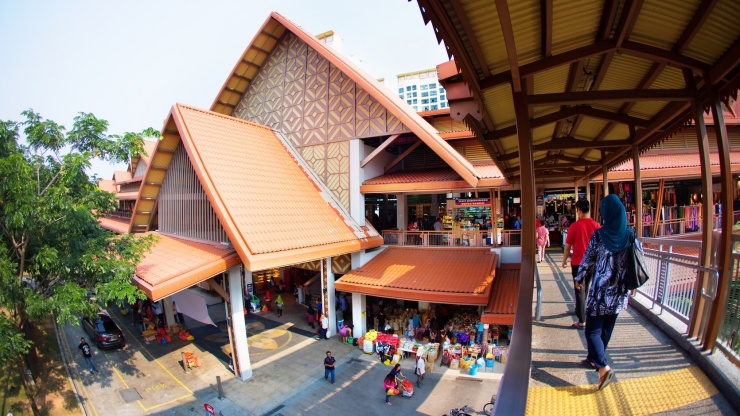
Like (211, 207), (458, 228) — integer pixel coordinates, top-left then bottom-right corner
(526, 366), (718, 416)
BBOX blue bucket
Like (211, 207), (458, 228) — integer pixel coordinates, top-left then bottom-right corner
(469, 364), (478, 376)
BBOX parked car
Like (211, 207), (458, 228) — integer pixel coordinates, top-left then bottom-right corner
(81, 313), (125, 350)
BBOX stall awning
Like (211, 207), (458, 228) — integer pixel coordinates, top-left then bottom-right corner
(592, 151), (740, 181)
(334, 246), (496, 305)
(133, 232), (241, 301)
(481, 264), (520, 325)
(360, 163), (507, 193)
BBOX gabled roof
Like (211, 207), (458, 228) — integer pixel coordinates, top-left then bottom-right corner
(97, 179), (116, 194)
(131, 103), (383, 272)
(593, 151), (740, 181)
(210, 11), (481, 187)
(130, 139), (158, 174)
(334, 246), (496, 305)
(98, 216), (131, 234)
(133, 232), (241, 301)
(113, 171), (132, 184)
(361, 162), (507, 193)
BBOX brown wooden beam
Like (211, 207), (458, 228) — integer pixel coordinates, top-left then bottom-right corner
(675, 0), (719, 54)
(620, 40), (710, 72)
(360, 134), (400, 168)
(383, 141), (422, 173)
(527, 89), (693, 106)
(597, 0), (619, 40)
(533, 138), (631, 151)
(541, 0), (553, 58)
(495, 0), (521, 92)
(232, 73), (253, 83)
(702, 95), (734, 351)
(651, 179), (665, 238)
(614, 0), (643, 47)
(498, 151), (519, 162)
(207, 278), (230, 303)
(480, 41), (615, 90)
(709, 38), (740, 85)
(216, 100), (235, 108)
(451, 0), (490, 77)
(535, 161), (601, 169)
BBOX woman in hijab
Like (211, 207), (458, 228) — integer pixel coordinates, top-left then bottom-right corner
(574, 194), (636, 390)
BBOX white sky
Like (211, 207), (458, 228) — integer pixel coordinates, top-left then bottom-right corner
(0, 1), (449, 179)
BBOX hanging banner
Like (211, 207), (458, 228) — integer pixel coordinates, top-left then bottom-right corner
(173, 289), (217, 327)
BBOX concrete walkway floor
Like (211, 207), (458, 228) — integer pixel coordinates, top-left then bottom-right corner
(528, 250), (738, 415)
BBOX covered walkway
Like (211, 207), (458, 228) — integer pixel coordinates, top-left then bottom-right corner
(527, 250), (737, 415)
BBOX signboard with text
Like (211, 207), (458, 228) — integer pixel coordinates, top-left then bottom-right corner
(454, 198), (491, 207)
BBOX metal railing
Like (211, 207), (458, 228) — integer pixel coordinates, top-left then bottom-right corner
(380, 229), (522, 247)
(639, 237), (719, 324)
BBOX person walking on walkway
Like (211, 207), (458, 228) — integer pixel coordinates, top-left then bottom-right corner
(574, 194), (635, 390)
(383, 373), (398, 406)
(78, 337), (98, 373)
(323, 351), (336, 384)
(536, 221), (550, 262)
(275, 294), (284, 317)
(415, 354), (425, 387)
(562, 198), (600, 329)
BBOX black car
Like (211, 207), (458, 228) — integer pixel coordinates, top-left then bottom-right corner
(81, 313), (125, 350)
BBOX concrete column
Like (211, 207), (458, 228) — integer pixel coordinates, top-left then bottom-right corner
(323, 257), (336, 336)
(228, 265), (251, 380)
(163, 297), (175, 328)
(397, 194), (407, 229)
(602, 164), (609, 196)
(351, 292), (367, 337)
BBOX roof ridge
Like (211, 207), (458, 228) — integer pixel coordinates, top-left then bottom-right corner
(175, 103), (276, 133)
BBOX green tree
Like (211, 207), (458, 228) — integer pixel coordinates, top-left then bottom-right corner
(0, 110), (158, 415)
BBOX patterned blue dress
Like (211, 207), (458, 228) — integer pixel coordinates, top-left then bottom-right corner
(574, 231), (637, 316)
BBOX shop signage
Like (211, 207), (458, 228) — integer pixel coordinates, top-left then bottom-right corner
(246, 283), (253, 294)
(454, 198), (490, 207)
(536, 196), (544, 206)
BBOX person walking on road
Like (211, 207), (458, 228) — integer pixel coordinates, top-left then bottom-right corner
(78, 337), (98, 373)
(562, 198), (601, 329)
(415, 354), (425, 387)
(574, 194), (636, 390)
(275, 294), (284, 317)
(323, 351), (336, 384)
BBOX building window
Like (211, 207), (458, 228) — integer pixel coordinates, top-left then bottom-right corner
(399, 94), (404, 99)
(412, 99), (418, 104)
(431, 104), (438, 110)
(429, 90), (437, 96)
(440, 94), (446, 101)
(439, 88), (445, 93)
(406, 86), (412, 91)
(421, 99), (429, 104)
(430, 98), (437, 103)
(440, 102), (447, 108)
(412, 92), (417, 97)
(421, 85), (428, 90)
(422, 106), (430, 111)
(411, 85), (417, 91)
(398, 88), (404, 93)
(421, 91), (429, 97)
(407, 100), (412, 105)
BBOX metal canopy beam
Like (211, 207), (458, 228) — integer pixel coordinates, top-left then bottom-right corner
(495, 0), (521, 92)
(533, 138), (631, 151)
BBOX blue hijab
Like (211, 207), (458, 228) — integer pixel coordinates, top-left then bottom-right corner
(598, 194), (631, 253)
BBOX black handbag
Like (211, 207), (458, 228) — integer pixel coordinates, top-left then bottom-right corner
(624, 229), (651, 290)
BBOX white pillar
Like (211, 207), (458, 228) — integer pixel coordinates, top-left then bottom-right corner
(397, 194), (407, 229)
(163, 297), (175, 328)
(228, 265), (251, 380)
(351, 292), (367, 337)
(324, 257), (336, 336)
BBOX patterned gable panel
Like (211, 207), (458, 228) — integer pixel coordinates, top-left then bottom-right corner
(293, 260), (322, 271)
(386, 112), (406, 133)
(306, 46), (331, 76)
(300, 144), (326, 181)
(286, 33), (307, 60)
(327, 141), (350, 210)
(329, 63), (355, 96)
(356, 86), (386, 137)
(332, 254), (351, 274)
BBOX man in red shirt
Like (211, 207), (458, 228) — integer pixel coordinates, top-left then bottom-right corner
(562, 199), (600, 328)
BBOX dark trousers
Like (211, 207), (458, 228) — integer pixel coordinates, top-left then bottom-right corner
(585, 313), (618, 369)
(571, 265), (591, 324)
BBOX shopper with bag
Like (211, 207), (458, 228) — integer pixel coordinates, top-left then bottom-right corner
(574, 194), (635, 391)
(383, 373), (398, 406)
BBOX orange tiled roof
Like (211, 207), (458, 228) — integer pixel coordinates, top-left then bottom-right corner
(113, 170), (132, 184)
(210, 12), (481, 187)
(361, 163), (506, 193)
(116, 191), (139, 200)
(594, 151), (740, 181)
(98, 216), (131, 234)
(169, 103), (383, 271)
(133, 232), (241, 301)
(334, 246), (496, 305)
(98, 179), (116, 194)
(481, 264), (520, 325)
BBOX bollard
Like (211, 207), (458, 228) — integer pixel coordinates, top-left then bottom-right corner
(216, 376), (224, 400)
(182, 352), (187, 373)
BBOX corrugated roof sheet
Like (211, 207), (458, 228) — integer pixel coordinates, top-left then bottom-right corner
(594, 151), (740, 181)
(133, 232), (241, 301)
(169, 103), (382, 271)
(334, 246), (496, 305)
(482, 263), (520, 325)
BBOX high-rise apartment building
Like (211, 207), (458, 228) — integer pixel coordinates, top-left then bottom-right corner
(396, 68), (448, 112)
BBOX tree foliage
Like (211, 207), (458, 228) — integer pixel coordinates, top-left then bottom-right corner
(0, 110), (158, 413)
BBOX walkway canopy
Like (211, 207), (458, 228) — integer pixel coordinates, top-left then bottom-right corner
(335, 246), (497, 305)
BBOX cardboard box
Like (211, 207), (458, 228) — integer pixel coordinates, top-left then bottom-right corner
(499, 353), (508, 364)
(425, 360), (435, 372)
